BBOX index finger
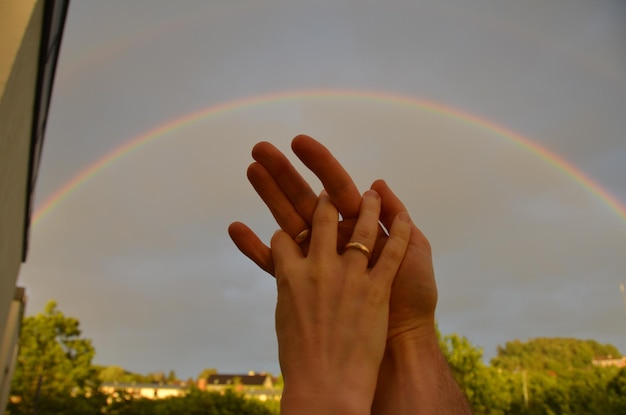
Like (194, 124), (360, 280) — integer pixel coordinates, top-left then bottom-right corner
(291, 135), (362, 219)
(251, 141), (318, 223)
(247, 162), (310, 238)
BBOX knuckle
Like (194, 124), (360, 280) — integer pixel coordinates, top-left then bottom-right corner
(314, 209), (338, 225)
(383, 241), (405, 263)
(352, 226), (374, 242)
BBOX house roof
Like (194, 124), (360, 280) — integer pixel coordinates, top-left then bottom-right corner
(206, 374), (270, 386)
(100, 382), (186, 390)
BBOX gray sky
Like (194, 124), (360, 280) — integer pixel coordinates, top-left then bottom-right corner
(18, 0), (626, 379)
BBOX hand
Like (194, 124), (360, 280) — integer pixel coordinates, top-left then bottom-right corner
(228, 136), (367, 275)
(273, 190), (411, 415)
(228, 135), (438, 340)
(229, 135), (470, 414)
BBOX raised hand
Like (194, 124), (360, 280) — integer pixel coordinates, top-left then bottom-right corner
(273, 190), (411, 415)
(228, 135), (437, 339)
(228, 135), (471, 414)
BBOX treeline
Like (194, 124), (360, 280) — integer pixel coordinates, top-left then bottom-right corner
(7, 388), (277, 415)
(7, 301), (626, 414)
(6, 302), (278, 415)
(96, 365), (223, 386)
(96, 365), (183, 385)
(440, 333), (626, 414)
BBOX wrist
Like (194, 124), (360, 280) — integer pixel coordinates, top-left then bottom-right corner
(381, 323), (442, 388)
(281, 387), (372, 415)
(373, 323), (472, 414)
(279, 362), (378, 415)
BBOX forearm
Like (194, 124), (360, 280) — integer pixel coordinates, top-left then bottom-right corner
(372, 327), (472, 415)
(281, 390), (372, 415)
(279, 361), (379, 415)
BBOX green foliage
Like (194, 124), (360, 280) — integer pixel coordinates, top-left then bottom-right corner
(439, 333), (487, 405)
(166, 370), (178, 383)
(606, 367), (626, 413)
(273, 374), (284, 389)
(488, 336), (624, 414)
(8, 301), (626, 415)
(9, 301), (99, 414)
(439, 332), (516, 414)
(436, 333), (626, 415)
(197, 368), (218, 381)
(96, 366), (181, 384)
(98, 365), (129, 382)
(6, 391), (109, 415)
(106, 389), (278, 415)
(491, 337), (621, 373)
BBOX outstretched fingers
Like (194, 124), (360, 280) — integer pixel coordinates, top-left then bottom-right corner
(291, 135), (362, 219)
(230, 141), (315, 278)
(251, 141), (318, 223)
(231, 138), (382, 279)
(247, 162), (310, 238)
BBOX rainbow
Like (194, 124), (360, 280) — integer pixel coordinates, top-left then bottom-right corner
(32, 89), (626, 227)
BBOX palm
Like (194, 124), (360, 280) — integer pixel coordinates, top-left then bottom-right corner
(386, 233), (437, 339)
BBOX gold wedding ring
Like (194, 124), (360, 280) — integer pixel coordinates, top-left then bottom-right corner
(294, 229), (310, 244)
(344, 241), (371, 260)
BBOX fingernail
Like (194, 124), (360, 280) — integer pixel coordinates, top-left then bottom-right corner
(399, 211), (411, 223)
(364, 190), (379, 199)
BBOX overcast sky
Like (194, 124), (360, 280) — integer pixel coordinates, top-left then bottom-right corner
(18, 0), (626, 379)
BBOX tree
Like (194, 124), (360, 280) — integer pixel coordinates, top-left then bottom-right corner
(273, 374), (284, 389)
(166, 370), (178, 384)
(9, 301), (100, 414)
(147, 371), (166, 384)
(197, 367), (218, 381)
(491, 337), (621, 373)
(606, 367), (626, 413)
(439, 332), (514, 414)
(97, 365), (127, 383)
(489, 337), (624, 414)
(107, 389), (278, 415)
